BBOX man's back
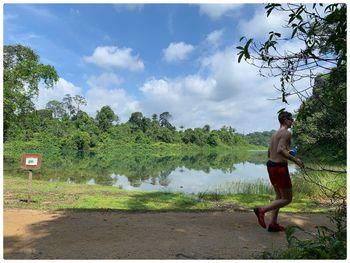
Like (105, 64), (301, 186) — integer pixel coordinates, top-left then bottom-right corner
(269, 127), (291, 163)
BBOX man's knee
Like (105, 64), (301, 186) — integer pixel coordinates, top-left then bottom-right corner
(280, 188), (292, 205)
(286, 197), (292, 205)
(283, 195), (292, 205)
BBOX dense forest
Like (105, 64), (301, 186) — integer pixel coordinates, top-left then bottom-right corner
(245, 130), (275, 147)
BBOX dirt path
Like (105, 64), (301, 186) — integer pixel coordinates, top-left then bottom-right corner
(3, 209), (332, 259)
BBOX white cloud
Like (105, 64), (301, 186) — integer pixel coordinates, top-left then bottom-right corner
(84, 46), (144, 72)
(140, 77), (216, 128)
(85, 87), (140, 122)
(139, 44), (301, 132)
(182, 75), (216, 99)
(34, 78), (83, 109)
(163, 42), (195, 63)
(238, 8), (290, 40)
(200, 45), (263, 100)
(35, 76), (140, 123)
(84, 73), (140, 122)
(206, 29), (224, 47)
(198, 4), (243, 19)
(86, 72), (123, 88)
(141, 75), (216, 101)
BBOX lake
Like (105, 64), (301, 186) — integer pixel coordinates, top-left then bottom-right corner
(4, 150), (296, 194)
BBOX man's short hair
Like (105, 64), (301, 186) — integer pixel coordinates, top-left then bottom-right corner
(278, 111), (293, 124)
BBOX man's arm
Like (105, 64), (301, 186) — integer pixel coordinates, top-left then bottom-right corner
(277, 131), (304, 168)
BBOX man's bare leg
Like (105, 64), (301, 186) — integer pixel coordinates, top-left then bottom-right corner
(262, 187), (292, 213)
(269, 186), (281, 225)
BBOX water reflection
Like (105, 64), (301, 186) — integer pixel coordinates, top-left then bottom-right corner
(105, 162), (296, 194)
(4, 150), (296, 194)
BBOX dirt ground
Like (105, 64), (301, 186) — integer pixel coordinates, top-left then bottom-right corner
(3, 208), (332, 259)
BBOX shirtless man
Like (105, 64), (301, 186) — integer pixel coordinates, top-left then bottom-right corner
(254, 111), (304, 232)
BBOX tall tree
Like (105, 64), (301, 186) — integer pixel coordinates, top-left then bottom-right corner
(128, 112), (144, 127)
(128, 112), (151, 132)
(151, 113), (158, 123)
(4, 44), (59, 141)
(292, 66), (346, 162)
(46, 100), (67, 119)
(203, 124), (211, 132)
(96, 106), (118, 132)
(63, 94), (77, 117)
(159, 112), (175, 130)
(73, 95), (87, 112)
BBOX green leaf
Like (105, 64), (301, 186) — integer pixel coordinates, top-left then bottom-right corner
(277, 108), (286, 114)
(299, 26), (307, 34)
(245, 38), (253, 48)
(266, 8), (273, 17)
(291, 27), (298, 38)
(288, 14), (296, 24)
(238, 53), (243, 63)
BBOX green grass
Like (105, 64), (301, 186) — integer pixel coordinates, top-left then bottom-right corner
(4, 175), (333, 212)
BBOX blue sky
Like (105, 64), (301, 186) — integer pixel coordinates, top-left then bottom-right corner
(3, 3), (305, 133)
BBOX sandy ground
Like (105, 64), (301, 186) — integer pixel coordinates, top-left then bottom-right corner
(3, 209), (332, 259)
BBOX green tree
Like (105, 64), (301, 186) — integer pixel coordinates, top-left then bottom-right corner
(46, 100), (67, 119)
(129, 112), (144, 130)
(151, 113), (158, 123)
(96, 106), (118, 132)
(63, 94), (77, 117)
(293, 66), (346, 162)
(159, 112), (175, 130)
(73, 94), (87, 112)
(61, 130), (91, 152)
(207, 132), (219, 146)
(182, 128), (206, 146)
(246, 130), (276, 147)
(128, 112), (153, 133)
(4, 44), (59, 141)
(203, 124), (211, 132)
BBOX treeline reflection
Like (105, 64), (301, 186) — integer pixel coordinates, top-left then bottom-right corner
(4, 150), (268, 187)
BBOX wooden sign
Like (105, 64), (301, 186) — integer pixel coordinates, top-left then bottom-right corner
(20, 154), (42, 170)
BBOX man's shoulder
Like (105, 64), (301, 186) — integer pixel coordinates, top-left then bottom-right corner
(276, 128), (291, 137)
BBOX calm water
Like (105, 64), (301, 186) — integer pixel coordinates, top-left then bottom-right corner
(4, 150), (296, 194)
(106, 162), (296, 194)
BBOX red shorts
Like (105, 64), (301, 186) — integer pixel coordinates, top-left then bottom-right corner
(266, 160), (292, 189)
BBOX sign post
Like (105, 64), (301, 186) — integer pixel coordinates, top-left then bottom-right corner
(28, 170), (33, 202)
(20, 154), (42, 203)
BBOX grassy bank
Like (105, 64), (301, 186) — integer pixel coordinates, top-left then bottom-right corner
(4, 175), (332, 212)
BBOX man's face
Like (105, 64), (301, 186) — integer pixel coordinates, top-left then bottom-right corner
(285, 116), (294, 128)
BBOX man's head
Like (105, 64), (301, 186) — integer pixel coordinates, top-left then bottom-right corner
(278, 111), (294, 127)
